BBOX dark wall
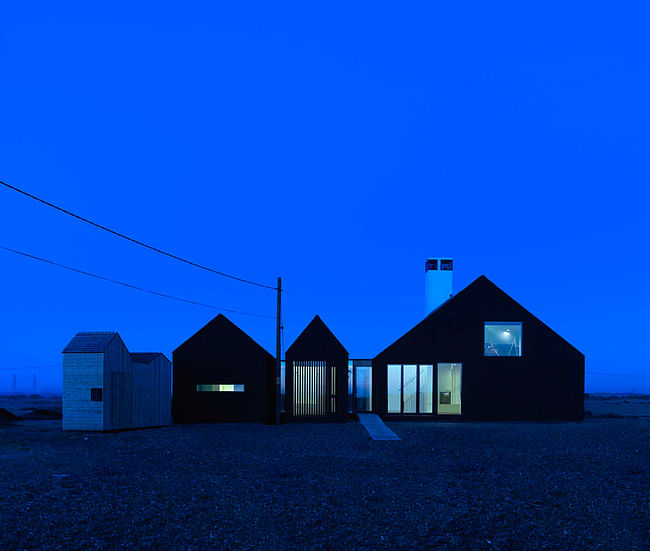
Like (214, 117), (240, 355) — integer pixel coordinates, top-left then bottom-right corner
(285, 315), (349, 422)
(373, 276), (585, 421)
(172, 315), (276, 423)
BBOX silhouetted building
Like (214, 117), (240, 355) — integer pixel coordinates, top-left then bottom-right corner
(373, 276), (584, 421)
(285, 315), (348, 422)
(172, 314), (276, 423)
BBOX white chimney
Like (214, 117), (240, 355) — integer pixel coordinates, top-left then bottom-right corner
(425, 257), (453, 315)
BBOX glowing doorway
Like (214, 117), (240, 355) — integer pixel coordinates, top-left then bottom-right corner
(437, 363), (462, 415)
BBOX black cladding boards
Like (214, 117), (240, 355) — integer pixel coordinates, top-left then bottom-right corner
(285, 316), (349, 422)
(172, 314), (276, 424)
(373, 276), (584, 421)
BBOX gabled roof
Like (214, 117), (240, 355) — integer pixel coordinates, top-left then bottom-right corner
(374, 275), (583, 359)
(174, 313), (275, 359)
(62, 332), (119, 353)
(286, 315), (348, 357)
(131, 352), (168, 364)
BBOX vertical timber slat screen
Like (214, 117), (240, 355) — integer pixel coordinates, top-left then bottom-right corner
(293, 361), (327, 416)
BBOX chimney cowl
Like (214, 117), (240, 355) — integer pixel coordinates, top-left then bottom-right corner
(425, 257), (453, 315)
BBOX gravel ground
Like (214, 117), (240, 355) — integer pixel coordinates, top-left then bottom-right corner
(0, 418), (648, 550)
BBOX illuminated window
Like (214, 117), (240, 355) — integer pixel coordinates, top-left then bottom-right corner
(437, 363), (462, 414)
(387, 365), (401, 413)
(355, 364), (372, 412)
(387, 364), (434, 414)
(484, 322), (522, 357)
(419, 365), (433, 413)
(196, 384), (245, 392)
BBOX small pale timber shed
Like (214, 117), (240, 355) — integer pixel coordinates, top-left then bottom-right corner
(62, 332), (172, 431)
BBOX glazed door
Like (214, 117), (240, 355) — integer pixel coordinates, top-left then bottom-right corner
(437, 363), (462, 415)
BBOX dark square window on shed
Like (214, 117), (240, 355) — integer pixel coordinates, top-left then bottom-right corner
(484, 322), (522, 356)
(425, 259), (438, 271)
(440, 259), (453, 271)
(90, 388), (103, 402)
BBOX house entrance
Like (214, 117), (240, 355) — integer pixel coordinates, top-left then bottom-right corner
(292, 361), (336, 416)
(348, 360), (372, 413)
(437, 363), (462, 415)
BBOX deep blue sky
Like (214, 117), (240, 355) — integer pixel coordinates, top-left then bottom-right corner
(1, 2), (648, 393)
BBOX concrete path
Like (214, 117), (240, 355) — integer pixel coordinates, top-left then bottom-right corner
(358, 413), (401, 441)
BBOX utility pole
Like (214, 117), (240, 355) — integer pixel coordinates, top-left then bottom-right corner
(275, 277), (282, 425)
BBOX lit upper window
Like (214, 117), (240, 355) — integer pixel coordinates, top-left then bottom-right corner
(196, 384), (245, 392)
(484, 322), (522, 357)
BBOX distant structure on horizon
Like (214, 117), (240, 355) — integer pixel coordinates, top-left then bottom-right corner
(62, 332), (171, 431)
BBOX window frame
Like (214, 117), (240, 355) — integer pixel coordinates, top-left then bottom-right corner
(386, 364), (434, 414)
(484, 321), (523, 357)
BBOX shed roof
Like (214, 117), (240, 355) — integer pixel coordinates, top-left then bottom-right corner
(62, 332), (118, 353)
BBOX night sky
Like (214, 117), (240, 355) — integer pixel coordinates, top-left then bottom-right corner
(1, 2), (648, 393)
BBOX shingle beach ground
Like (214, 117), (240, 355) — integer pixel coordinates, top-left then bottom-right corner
(1, 411), (648, 550)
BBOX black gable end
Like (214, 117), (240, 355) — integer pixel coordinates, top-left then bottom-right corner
(172, 314), (276, 424)
(372, 275), (584, 421)
(286, 315), (348, 358)
(285, 315), (349, 422)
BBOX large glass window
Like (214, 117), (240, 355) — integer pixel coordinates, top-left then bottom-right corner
(355, 365), (372, 412)
(419, 365), (433, 413)
(387, 365), (401, 413)
(437, 363), (462, 415)
(386, 364), (434, 414)
(403, 365), (417, 413)
(484, 322), (522, 356)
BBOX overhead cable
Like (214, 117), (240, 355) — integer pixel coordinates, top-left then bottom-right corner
(0, 245), (275, 319)
(0, 180), (277, 291)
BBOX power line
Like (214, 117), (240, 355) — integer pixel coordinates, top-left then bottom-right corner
(0, 180), (277, 291)
(0, 245), (275, 320)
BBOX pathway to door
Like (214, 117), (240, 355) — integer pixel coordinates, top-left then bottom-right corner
(358, 413), (401, 441)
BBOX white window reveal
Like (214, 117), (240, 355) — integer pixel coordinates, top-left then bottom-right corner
(484, 322), (522, 357)
(196, 384), (245, 392)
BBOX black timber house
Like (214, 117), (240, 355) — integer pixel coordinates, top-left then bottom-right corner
(372, 276), (585, 421)
(172, 314), (276, 423)
(285, 315), (349, 422)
